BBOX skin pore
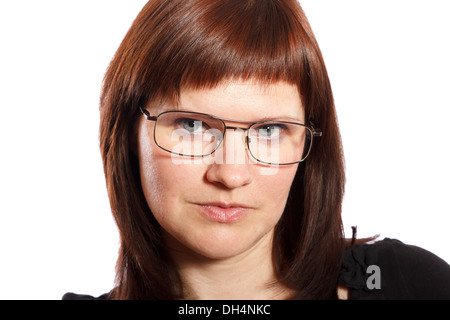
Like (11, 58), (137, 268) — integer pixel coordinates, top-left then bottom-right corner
(137, 79), (349, 299)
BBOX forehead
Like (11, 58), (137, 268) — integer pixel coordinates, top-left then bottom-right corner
(170, 79), (304, 122)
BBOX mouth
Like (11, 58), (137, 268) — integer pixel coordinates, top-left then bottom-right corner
(195, 202), (250, 223)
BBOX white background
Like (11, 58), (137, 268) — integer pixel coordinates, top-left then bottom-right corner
(0, 1), (448, 300)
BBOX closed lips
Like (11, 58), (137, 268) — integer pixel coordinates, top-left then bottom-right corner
(196, 203), (250, 223)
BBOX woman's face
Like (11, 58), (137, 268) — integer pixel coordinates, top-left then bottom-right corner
(137, 79), (303, 260)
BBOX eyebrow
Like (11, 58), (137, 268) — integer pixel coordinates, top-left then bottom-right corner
(212, 115), (305, 125)
(252, 116), (303, 123)
(171, 107), (303, 123)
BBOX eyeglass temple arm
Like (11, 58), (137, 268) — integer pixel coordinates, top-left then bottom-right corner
(140, 106), (157, 121)
(309, 117), (322, 137)
(313, 130), (323, 137)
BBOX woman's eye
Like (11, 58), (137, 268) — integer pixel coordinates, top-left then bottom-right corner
(257, 124), (285, 138)
(177, 118), (206, 133)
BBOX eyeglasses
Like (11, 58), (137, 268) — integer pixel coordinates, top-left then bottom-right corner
(139, 107), (322, 165)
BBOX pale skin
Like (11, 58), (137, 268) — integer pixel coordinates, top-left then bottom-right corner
(137, 79), (349, 300)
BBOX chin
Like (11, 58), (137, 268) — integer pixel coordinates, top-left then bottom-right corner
(162, 217), (276, 261)
(187, 229), (274, 261)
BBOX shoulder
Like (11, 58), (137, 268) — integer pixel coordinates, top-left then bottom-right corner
(340, 238), (450, 300)
(62, 292), (111, 300)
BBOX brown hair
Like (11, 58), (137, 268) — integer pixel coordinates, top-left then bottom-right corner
(100, 0), (345, 299)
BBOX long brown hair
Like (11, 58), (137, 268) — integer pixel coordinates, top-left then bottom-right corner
(100, 0), (346, 299)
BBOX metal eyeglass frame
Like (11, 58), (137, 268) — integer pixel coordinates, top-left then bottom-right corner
(139, 106), (322, 165)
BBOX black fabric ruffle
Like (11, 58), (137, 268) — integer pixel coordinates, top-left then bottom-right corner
(340, 239), (386, 299)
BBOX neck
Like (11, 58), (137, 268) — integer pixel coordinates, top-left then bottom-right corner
(166, 231), (293, 300)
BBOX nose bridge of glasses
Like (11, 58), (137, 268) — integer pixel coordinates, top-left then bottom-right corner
(218, 116), (255, 144)
(212, 126), (253, 166)
(222, 125), (248, 148)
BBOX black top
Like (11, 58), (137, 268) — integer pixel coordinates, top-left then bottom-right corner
(63, 238), (450, 300)
(340, 238), (450, 299)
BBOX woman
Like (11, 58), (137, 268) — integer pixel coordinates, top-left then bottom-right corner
(64, 0), (450, 300)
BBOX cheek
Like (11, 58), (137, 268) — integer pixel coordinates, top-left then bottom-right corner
(137, 120), (205, 218)
(141, 159), (201, 209)
(256, 165), (298, 201)
(137, 120), (170, 215)
(243, 165), (298, 233)
(255, 165), (299, 225)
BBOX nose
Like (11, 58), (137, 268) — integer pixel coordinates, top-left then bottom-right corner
(206, 162), (254, 189)
(205, 128), (254, 189)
